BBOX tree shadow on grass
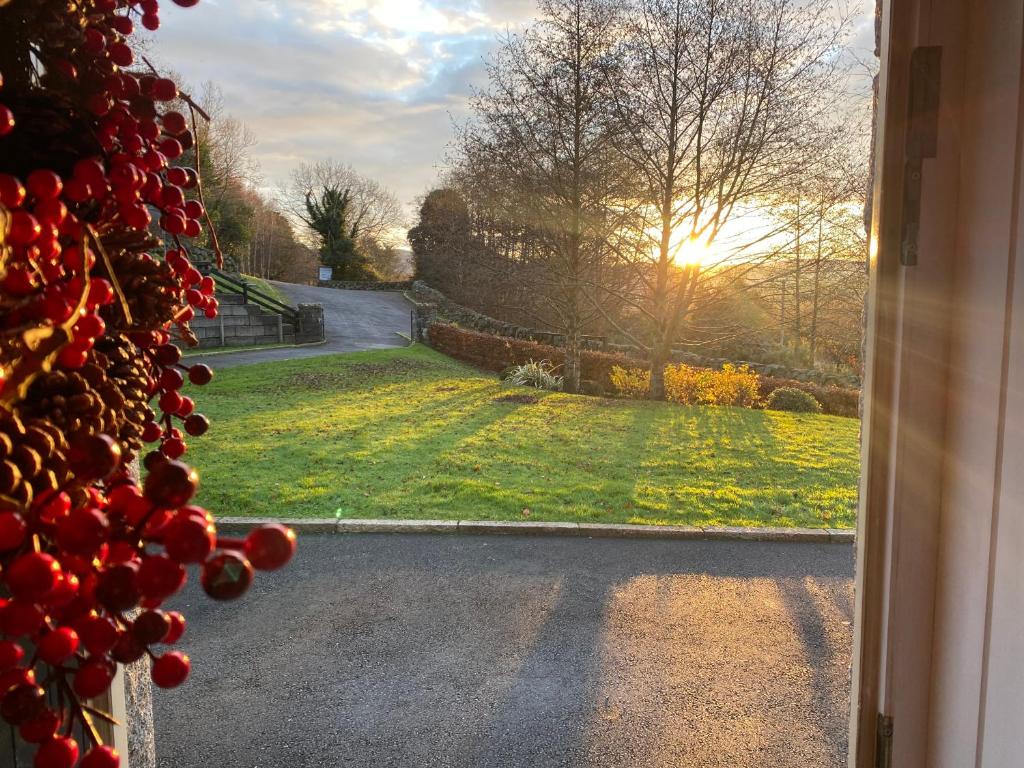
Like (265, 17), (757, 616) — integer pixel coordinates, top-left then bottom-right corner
(627, 404), (857, 527)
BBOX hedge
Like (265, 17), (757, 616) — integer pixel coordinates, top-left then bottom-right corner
(757, 376), (859, 418)
(427, 323), (636, 389)
(427, 323), (861, 418)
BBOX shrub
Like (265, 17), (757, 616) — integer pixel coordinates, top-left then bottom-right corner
(610, 366), (651, 398)
(766, 386), (822, 413)
(427, 323), (638, 389)
(757, 376), (859, 418)
(704, 363), (761, 407)
(612, 363), (760, 407)
(427, 323), (860, 417)
(663, 362), (760, 407)
(504, 360), (564, 391)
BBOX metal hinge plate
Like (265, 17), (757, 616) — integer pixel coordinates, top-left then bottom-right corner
(876, 713), (894, 768)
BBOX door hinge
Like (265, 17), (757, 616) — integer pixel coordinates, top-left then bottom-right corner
(876, 713), (894, 768)
(900, 45), (942, 266)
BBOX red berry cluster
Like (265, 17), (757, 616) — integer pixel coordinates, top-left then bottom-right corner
(0, 1), (296, 766)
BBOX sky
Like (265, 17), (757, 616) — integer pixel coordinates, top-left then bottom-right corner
(152, 0), (876, 231)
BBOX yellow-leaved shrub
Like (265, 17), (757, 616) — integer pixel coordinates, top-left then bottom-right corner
(609, 365), (650, 398)
(612, 362), (761, 408)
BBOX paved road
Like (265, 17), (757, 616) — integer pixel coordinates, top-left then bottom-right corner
(154, 534), (854, 768)
(187, 282), (413, 369)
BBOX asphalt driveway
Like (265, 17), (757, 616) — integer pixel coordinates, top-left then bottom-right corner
(154, 533), (854, 768)
(187, 282), (412, 369)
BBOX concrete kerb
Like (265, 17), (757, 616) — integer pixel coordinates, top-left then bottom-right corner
(215, 517), (855, 543)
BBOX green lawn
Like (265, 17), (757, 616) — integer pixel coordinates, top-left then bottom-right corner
(240, 274), (289, 306)
(185, 345), (860, 528)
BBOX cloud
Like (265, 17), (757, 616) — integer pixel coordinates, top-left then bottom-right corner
(151, 0), (531, 222)
(151, 0), (875, 230)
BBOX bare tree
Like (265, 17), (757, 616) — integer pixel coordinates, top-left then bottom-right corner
(602, 0), (848, 398)
(286, 159), (404, 249)
(457, 0), (633, 392)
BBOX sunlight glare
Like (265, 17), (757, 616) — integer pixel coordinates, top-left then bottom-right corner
(671, 232), (713, 268)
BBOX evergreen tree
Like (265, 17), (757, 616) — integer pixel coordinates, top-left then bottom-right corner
(303, 186), (378, 280)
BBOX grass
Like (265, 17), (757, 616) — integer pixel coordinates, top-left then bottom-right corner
(185, 345), (860, 528)
(181, 342), (317, 358)
(240, 274), (289, 306)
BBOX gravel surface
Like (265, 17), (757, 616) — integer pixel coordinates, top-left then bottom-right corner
(187, 282), (412, 369)
(154, 534), (854, 768)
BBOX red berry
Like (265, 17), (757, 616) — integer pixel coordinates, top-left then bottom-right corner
(57, 342), (89, 370)
(73, 157), (106, 188)
(132, 610), (170, 645)
(184, 413), (209, 436)
(44, 573), (79, 608)
(82, 27), (106, 54)
(141, 12), (160, 30)
(18, 708), (60, 743)
(96, 562), (141, 612)
(245, 525), (297, 571)
(87, 278), (115, 307)
(151, 651), (190, 688)
(0, 174), (25, 207)
(162, 112), (188, 136)
(108, 42), (133, 67)
(112, 16), (134, 34)
(188, 364), (213, 386)
(159, 137), (183, 159)
(0, 601), (44, 636)
(0, 511), (27, 550)
(111, 632), (145, 664)
(160, 437), (186, 459)
(160, 212), (185, 234)
(0, 667), (35, 694)
(8, 211), (41, 244)
(1, 683), (45, 725)
(0, 640), (25, 671)
(37, 628), (79, 665)
(163, 611), (186, 644)
(138, 555), (186, 600)
(73, 659), (115, 699)
(6, 553), (61, 601)
(159, 367), (184, 391)
(33, 198), (67, 225)
(77, 615), (118, 656)
(67, 434), (122, 480)
(34, 735), (79, 768)
(56, 508), (110, 557)
(81, 746), (120, 768)
(172, 0), (201, 6)
(201, 552), (253, 601)
(151, 78), (178, 101)
(183, 199), (204, 219)
(163, 515), (214, 563)
(0, 104), (14, 136)
(25, 170), (62, 200)
(143, 460), (198, 508)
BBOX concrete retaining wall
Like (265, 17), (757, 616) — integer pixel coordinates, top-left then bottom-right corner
(190, 295), (325, 348)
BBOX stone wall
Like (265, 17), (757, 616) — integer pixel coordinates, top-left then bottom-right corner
(189, 295), (325, 348)
(407, 281), (861, 388)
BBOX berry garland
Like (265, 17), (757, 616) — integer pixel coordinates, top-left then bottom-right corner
(0, 1), (296, 766)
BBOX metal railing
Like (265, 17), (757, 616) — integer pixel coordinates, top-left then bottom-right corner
(204, 267), (299, 323)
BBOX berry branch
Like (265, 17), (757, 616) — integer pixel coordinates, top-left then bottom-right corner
(0, 1), (297, 766)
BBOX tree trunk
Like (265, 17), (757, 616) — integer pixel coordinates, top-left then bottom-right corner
(779, 278), (787, 346)
(563, 328), (582, 393)
(810, 209), (824, 364)
(793, 196), (802, 358)
(649, 339), (671, 400)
